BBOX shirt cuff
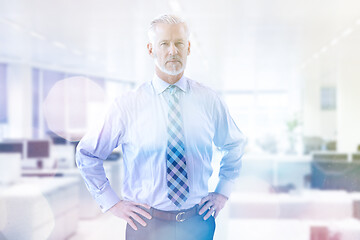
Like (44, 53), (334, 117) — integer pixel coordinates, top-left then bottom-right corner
(94, 185), (121, 213)
(214, 178), (235, 199)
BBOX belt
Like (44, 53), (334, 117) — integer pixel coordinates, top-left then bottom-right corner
(150, 204), (199, 222)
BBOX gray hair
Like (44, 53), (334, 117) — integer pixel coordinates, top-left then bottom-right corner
(148, 14), (190, 43)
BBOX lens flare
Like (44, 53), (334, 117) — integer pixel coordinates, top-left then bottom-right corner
(43, 76), (106, 141)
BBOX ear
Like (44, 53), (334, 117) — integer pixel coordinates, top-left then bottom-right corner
(147, 43), (153, 56)
(187, 41), (191, 55)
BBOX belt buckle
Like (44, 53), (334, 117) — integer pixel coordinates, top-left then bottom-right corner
(176, 212), (186, 222)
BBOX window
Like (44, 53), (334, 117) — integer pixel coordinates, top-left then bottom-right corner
(0, 63), (7, 123)
(32, 68), (134, 140)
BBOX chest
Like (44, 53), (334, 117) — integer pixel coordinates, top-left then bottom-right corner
(126, 94), (215, 151)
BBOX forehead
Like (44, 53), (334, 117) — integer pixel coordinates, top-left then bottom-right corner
(153, 23), (188, 41)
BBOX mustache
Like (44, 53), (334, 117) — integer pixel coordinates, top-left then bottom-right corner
(166, 56), (181, 62)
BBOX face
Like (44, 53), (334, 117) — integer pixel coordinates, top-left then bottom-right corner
(147, 23), (190, 76)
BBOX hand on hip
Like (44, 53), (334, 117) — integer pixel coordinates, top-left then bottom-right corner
(110, 200), (152, 230)
(198, 192), (228, 220)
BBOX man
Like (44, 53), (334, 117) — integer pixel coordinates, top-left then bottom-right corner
(76, 14), (247, 240)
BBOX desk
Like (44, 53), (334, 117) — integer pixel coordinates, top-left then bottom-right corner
(238, 155), (312, 192)
(0, 177), (80, 240)
(228, 219), (360, 240)
(21, 161), (122, 219)
(229, 190), (353, 219)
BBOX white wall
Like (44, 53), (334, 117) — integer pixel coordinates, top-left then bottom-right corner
(302, 37), (360, 152)
(337, 40), (360, 152)
(6, 63), (33, 139)
(302, 57), (337, 141)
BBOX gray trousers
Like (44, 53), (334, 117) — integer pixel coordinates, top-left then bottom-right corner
(126, 207), (216, 240)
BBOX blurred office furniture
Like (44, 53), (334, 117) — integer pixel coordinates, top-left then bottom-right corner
(228, 154), (360, 240)
(311, 152), (360, 191)
(0, 137), (122, 219)
(228, 219), (360, 240)
(51, 136), (67, 145)
(313, 152), (347, 161)
(0, 139), (52, 169)
(237, 155), (312, 193)
(310, 226), (329, 240)
(325, 141), (336, 151)
(0, 153), (21, 185)
(237, 153), (360, 193)
(51, 137), (76, 168)
(353, 153), (360, 162)
(303, 137), (324, 155)
(22, 159), (121, 219)
(0, 140), (24, 157)
(229, 191), (353, 219)
(52, 144), (76, 169)
(229, 191), (360, 240)
(353, 200), (360, 221)
(25, 139), (52, 169)
(0, 177), (80, 240)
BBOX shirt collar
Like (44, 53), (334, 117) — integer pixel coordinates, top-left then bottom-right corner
(152, 74), (189, 95)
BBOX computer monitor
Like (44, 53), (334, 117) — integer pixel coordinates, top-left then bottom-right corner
(27, 140), (50, 159)
(25, 140), (51, 169)
(0, 141), (24, 158)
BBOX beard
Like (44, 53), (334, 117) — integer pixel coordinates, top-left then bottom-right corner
(154, 54), (186, 76)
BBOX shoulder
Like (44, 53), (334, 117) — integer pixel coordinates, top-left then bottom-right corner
(186, 78), (224, 108)
(187, 78), (219, 99)
(186, 78), (229, 116)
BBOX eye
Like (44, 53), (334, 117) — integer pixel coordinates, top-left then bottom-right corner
(160, 42), (168, 46)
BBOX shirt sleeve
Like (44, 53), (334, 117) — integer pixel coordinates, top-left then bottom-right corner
(212, 94), (247, 198)
(76, 99), (126, 212)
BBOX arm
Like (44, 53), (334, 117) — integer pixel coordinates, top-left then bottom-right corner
(199, 94), (247, 219)
(76, 99), (152, 230)
(213, 94), (247, 197)
(75, 100), (125, 212)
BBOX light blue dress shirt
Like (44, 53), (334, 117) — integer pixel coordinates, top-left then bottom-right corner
(76, 75), (247, 212)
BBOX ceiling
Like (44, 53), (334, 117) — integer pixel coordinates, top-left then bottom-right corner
(1, 0), (360, 90)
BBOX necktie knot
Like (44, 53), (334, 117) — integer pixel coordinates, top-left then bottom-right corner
(167, 85), (178, 95)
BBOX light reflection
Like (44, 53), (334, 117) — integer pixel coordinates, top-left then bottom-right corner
(43, 76), (106, 141)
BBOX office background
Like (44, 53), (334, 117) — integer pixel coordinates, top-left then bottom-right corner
(1, 0), (360, 239)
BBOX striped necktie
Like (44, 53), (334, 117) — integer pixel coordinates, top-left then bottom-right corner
(165, 85), (189, 208)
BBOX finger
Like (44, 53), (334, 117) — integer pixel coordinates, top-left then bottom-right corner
(136, 202), (151, 209)
(126, 217), (138, 231)
(203, 209), (213, 220)
(199, 201), (213, 215)
(214, 209), (219, 218)
(200, 195), (211, 205)
(133, 206), (152, 220)
(130, 212), (147, 227)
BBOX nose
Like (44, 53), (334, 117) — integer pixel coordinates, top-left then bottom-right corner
(169, 43), (178, 55)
